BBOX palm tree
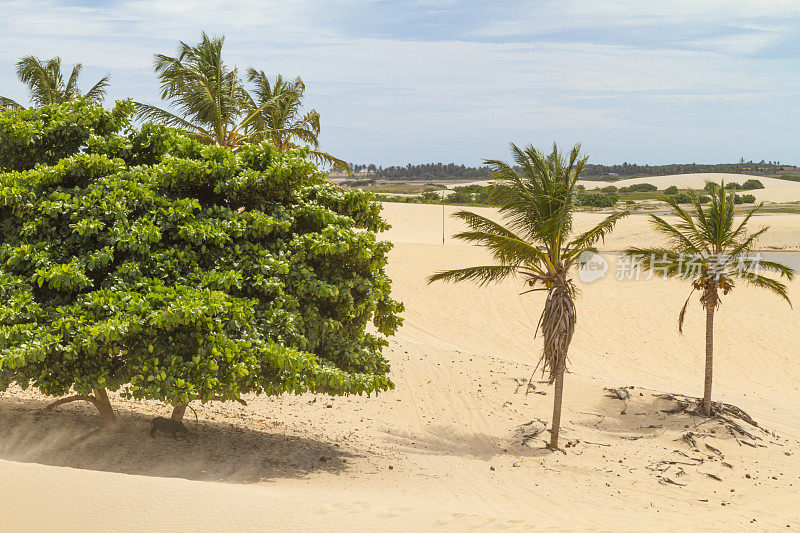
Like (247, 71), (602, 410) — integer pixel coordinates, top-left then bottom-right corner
(135, 33), (302, 152)
(135, 33), (254, 146)
(245, 69), (350, 172)
(625, 184), (794, 416)
(428, 143), (628, 449)
(136, 34), (350, 172)
(0, 56), (109, 110)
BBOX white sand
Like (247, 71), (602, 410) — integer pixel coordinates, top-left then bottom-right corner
(1, 202), (799, 531)
(579, 173), (800, 203)
(455, 173), (800, 203)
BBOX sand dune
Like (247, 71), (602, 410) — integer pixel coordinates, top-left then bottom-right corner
(1, 202), (799, 531)
(455, 173), (800, 203)
(579, 173), (800, 203)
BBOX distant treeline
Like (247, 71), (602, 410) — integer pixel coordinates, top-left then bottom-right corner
(351, 163), (492, 181)
(350, 160), (799, 181)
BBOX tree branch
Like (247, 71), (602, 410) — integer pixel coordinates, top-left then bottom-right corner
(39, 394), (98, 412)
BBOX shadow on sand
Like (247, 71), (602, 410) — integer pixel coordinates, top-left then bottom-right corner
(381, 424), (554, 460)
(0, 395), (355, 484)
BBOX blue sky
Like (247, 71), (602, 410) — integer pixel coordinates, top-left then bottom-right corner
(1, 0), (799, 166)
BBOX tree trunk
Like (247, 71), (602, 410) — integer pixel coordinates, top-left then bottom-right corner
(171, 404), (188, 422)
(701, 301), (715, 416)
(92, 388), (117, 426)
(549, 355), (567, 449)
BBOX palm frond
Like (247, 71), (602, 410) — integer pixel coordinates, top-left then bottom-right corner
(65, 63), (82, 97)
(724, 201), (763, 247)
(624, 247), (699, 280)
(648, 213), (707, 255)
(84, 75), (110, 101)
(306, 149), (351, 173)
(134, 102), (212, 139)
(735, 258), (795, 281)
(427, 265), (519, 286)
(737, 270), (792, 306)
(0, 96), (24, 110)
(564, 210), (629, 263)
(677, 287), (697, 333)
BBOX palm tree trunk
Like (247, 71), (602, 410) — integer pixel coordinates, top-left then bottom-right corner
(541, 281), (576, 450)
(549, 355), (567, 448)
(701, 301), (715, 416)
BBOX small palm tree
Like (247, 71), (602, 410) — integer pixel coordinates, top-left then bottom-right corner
(428, 143), (628, 449)
(245, 68), (349, 172)
(625, 184), (794, 416)
(0, 56), (109, 110)
(135, 33), (277, 147)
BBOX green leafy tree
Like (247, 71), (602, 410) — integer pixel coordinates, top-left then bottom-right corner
(625, 184), (793, 415)
(0, 56), (109, 111)
(0, 100), (402, 425)
(245, 69), (349, 172)
(428, 143), (628, 448)
(0, 99), (131, 171)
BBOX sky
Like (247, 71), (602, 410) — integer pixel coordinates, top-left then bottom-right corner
(1, 0), (799, 166)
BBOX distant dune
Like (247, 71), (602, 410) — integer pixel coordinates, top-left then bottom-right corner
(451, 173), (800, 203)
(579, 173), (800, 203)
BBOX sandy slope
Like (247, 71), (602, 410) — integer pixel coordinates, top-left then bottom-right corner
(2, 203), (800, 532)
(458, 173), (800, 203)
(578, 173), (800, 203)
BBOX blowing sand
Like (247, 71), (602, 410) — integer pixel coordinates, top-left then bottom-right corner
(2, 202), (799, 531)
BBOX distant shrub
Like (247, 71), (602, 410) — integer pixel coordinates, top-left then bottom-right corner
(741, 179), (764, 190)
(698, 195), (711, 204)
(733, 194), (757, 204)
(725, 182), (741, 190)
(671, 192), (693, 204)
(341, 178), (376, 186)
(664, 185), (679, 195)
(420, 191), (443, 202)
(600, 185), (618, 193)
(445, 190), (472, 204)
(453, 184), (485, 194)
(621, 183), (657, 192)
(577, 192), (618, 208)
(740, 194), (756, 203)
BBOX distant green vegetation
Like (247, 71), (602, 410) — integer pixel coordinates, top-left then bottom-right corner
(577, 191), (618, 208)
(356, 182), (446, 195)
(373, 180), (757, 209)
(581, 162), (797, 179)
(348, 161), (800, 182)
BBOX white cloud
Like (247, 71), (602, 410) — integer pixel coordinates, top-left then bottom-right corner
(0, 0), (798, 164)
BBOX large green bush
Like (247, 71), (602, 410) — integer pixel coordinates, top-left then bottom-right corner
(0, 100), (402, 424)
